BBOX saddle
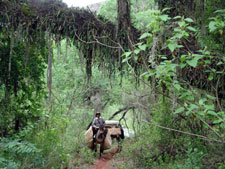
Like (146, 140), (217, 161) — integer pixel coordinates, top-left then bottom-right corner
(84, 126), (112, 150)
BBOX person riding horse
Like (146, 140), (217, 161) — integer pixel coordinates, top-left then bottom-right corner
(92, 112), (105, 145)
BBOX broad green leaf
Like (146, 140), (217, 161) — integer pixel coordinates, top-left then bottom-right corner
(186, 110), (191, 115)
(207, 111), (217, 116)
(211, 68), (216, 72)
(139, 33), (151, 40)
(122, 56), (131, 63)
(134, 56), (138, 61)
(134, 49), (140, 54)
(178, 21), (185, 27)
(186, 104), (198, 115)
(223, 57), (225, 62)
(187, 95), (195, 101)
(213, 118), (223, 124)
(168, 43), (177, 52)
(139, 44), (147, 51)
(218, 111), (225, 116)
(173, 16), (182, 19)
(184, 18), (194, 22)
(204, 104), (215, 110)
(162, 8), (171, 12)
(161, 56), (167, 59)
(175, 33), (183, 39)
(140, 71), (155, 78)
(174, 83), (181, 90)
(204, 60), (211, 64)
(177, 45), (183, 48)
(124, 51), (132, 57)
(180, 55), (187, 63)
(174, 28), (181, 32)
(140, 72), (148, 77)
(186, 54), (203, 67)
(209, 21), (217, 32)
(206, 94), (216, 100)
(174, 107), (185, 114)
(208, 73), (213, 81)
(192, 54), (204, 58)
(216, 61), (223, 65)
(199, 98), (207, 105)
(197, 111), (205, 116)
(187, 26), (197, 32)
(187, 59), (198, 67)
(180, 63), (186, 68)
(189, 104), (199, 110)
(159, 15), (170, 21)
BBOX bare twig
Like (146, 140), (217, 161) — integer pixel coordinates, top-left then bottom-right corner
(109, 106), (134, 120)
(199, 118), (223, 138)
(149, 36), (158, 68)
(67, 86), (78, 115)
(212, 68), (225, 112)
(74, 32), (121, 49)
(101, 98), (110, 110)
(119, 110), (129, 122)
(142, 120), (225, 143)
(94, 36), (122, 49)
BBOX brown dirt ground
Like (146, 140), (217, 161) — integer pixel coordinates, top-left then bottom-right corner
(89, 147), (121, 169)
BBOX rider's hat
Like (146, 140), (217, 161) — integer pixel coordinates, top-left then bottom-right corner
(96, 112), (101, 116)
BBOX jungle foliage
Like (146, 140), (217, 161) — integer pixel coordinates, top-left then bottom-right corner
(0, 0), (224, 168)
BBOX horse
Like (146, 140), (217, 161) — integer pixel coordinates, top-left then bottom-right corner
(110, 125), (124, 152)
(92, 124), (108, 159)
(88, 122), (125, 158)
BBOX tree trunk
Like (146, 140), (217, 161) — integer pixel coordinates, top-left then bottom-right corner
(14, 116), (20, 132)
(47, 55), (52, 100)
(117, 0), (133, 50)
(47, 32), (53, 101)
(200, 0), (206, 34)
(117, 0), (134, 84)
(86, 49), (92, 82)
(8, 31), (14, 80)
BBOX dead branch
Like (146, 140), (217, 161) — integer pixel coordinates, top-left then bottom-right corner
(67, 86), (78, 115)
(109, 106), (134, 120)
(143, 120), (225, 143)
(119, 110), (129, 122)
(74, 32), (121, 49)
(101, 98), (110, 110)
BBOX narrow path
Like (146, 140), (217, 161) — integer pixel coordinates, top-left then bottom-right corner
(90, 147), (120, 169)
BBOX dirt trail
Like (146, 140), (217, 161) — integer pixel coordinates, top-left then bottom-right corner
(90, 147), (120, 169)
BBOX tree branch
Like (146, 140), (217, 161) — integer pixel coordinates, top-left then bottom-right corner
(109, 106), (134, 120)
(143, 120), (225, 143)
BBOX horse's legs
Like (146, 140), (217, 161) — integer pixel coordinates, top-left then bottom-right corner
(116, 137), (122, 152)
(99, 143), (104, 159)
(95, 143), (97, 152)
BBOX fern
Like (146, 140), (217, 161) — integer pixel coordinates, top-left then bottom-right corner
(0, 138), (41, 154)
(0, 157), (18, 169)
(0, 138), (42, 168)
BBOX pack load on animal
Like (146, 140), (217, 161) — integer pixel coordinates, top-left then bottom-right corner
(84, 120), (124, 150)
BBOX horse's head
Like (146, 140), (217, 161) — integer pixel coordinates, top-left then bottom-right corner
(99, 124), (105, 132)
(95, 124), (108, 159)
(96, 124), (107, 142)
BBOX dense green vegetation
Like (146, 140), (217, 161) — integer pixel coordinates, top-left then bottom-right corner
(0, 0), (224, 168)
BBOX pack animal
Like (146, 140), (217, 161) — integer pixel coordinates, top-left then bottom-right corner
(110, 125), (124, 152)
(92, 123), (108, 159)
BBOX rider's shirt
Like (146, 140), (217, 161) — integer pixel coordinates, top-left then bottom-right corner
(92, 117), (105, 128)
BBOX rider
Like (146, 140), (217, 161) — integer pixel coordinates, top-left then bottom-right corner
(92, 112), (105, 140)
